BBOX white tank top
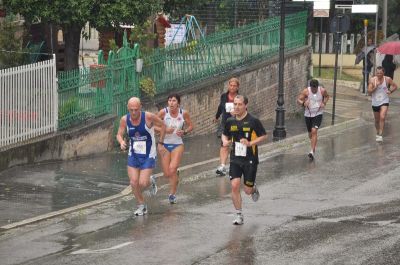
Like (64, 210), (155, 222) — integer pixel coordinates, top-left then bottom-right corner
(304, 86), (324, 117)
(163, 107), (185, 145)
(371, 77), (389, 107)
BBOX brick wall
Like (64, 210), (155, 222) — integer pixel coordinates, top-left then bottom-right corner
(150, 46), (311, 136)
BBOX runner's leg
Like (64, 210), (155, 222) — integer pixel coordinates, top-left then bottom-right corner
(168, 145), (184, 195)
(128, 166), (143, 204)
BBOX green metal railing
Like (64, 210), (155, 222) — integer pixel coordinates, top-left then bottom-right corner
(57, 12), (307, 130)
(58, 32), (139, 130)
(142, 11), (307, 94)
(57, 65), (111, 130)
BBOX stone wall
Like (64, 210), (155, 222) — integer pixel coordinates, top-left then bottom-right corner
(151, 46), (311, 136)
(0, 115), (116, 171)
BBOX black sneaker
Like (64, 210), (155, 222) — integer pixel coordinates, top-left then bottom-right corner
(308, 151), (314, 161)
(216, 165), (226, 176)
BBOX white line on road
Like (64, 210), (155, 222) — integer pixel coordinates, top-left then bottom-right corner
(70, 241), (133, 255)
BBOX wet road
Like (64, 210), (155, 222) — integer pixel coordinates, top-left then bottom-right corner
(1, 115), (400, 264)
(0, 115), (330, 226)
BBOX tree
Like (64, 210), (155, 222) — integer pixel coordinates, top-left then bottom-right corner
(3, 0), (162, 70)
(0, 16), (27, 69)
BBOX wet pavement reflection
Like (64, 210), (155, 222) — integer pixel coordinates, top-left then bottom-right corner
(0, 115), (342, 226)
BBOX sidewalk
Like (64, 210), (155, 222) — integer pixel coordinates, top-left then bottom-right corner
(0, 81), (372, 228)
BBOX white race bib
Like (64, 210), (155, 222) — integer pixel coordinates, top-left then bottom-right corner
(225, 102), (234, 113)
(133, 141), (146, 155)
(309, 97), (320, 109)
(234, 142), (247, 157)
(376, 91), (385, 101)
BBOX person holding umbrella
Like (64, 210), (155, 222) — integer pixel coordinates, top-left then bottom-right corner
(378, 40), (400, 80)
(367, 66), (398, 142)
(382, 55), (396, 80)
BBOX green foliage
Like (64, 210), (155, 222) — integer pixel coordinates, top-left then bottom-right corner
(129, 20), (157, 57)
(58, 97), (81, 121)
(108, 39), (119, 54)
(4, 0), (162, 30)
(0, 17), (27, 69)
(139, 77), (156, 98)
(3, 0), (163, 69)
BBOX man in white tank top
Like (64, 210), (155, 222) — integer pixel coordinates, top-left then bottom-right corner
(368, 66), (398, 142)
(297, 79), (329, 161)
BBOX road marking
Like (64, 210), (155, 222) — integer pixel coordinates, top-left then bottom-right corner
(70, 241), (133, 255)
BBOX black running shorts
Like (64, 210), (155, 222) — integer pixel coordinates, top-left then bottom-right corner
(229, 160), (258, 187)
(305, 114), (323, 132)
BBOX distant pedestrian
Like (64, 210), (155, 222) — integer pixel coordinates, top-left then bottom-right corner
(382, 54), (396, 80)
(116, 97), (166, 216)
(215, 77), (239, 176)
(157, 93), (193, 204)
(222, 95), (267, 225)
(368, 66), (398, 142)
(297, 79), (329, 160)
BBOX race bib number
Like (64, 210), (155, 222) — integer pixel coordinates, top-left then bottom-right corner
(133, 141), (146, 155)
(309, 96), (320, 109)
(376, 91), (385, 101)
(235, 142), (247, 157)
(225, 102), (234, 113)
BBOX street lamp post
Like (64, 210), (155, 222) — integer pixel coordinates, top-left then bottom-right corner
(273, 0), (287, 140)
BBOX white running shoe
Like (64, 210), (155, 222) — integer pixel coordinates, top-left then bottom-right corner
(376, 135), (383, 142)
(251, 184), (260, 202)
(233, 213), (244, 225)
(216, 165), (227, 176)
(149, 175), (158, 196)
(134, 204), (148, 216)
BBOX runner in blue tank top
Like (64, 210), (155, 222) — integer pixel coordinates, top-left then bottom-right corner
(116, 97), (166, 216)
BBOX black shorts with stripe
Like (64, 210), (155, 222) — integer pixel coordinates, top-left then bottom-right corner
(229, 159), (258, 187)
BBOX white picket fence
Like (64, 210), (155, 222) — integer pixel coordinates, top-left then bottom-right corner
(308, 32), (362, 54)
(0, 56), (58, 148)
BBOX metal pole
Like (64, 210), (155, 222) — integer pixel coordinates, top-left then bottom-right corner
(373, 7), (378, 74)
(383, 0), (387, 39)
(273, 0), (286, 140)
(318, 17), (323, 77)
(234, 0), (238, 27)
(363, 19), (368, 95)
(332, 31), (341, 125)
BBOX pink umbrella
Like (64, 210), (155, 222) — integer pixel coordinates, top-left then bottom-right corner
(377, 41), (400, 55)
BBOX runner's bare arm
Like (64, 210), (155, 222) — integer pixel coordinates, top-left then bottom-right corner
(183, 111), (194, 135)
(149, 112), (166, 143)
(116, 116), (127, 150)
(154, 109), (170, 134)
(367, 77), (377, 95)
(246, 134), (267, 147)
(321, 88), (330, 107)
(388, 78), (398, 93)
(297, 88), (308, 107)
(221, 134), (231, 147)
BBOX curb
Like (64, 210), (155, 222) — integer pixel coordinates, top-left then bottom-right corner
(0, 118), (367, 231)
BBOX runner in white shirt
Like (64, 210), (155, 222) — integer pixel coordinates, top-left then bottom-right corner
(157, 93), (193, 204)
(368, 66), (398, 142)
(297, 79), (329, 161)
